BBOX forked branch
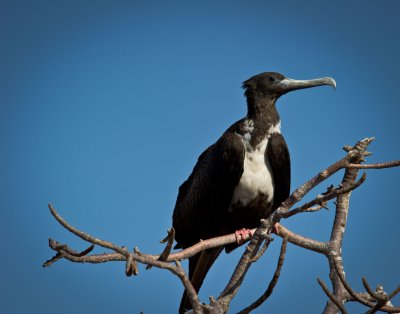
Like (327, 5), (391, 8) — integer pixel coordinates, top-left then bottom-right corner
(44, 138), (399, 313)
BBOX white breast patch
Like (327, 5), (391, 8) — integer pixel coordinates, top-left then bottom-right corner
(229, 121), (281, 210)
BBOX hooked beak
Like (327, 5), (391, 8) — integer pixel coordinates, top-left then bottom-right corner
(279, 76), (336, 94)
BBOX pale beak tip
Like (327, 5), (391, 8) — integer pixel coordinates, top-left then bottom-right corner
(326, 77), (336, 90)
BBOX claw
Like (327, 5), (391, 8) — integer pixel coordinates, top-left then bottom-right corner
(235, 228), (254, 244)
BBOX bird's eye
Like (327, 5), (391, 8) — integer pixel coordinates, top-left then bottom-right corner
(269, 76), (276, 82)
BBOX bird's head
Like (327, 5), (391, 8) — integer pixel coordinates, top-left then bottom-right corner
(242, 72), (336, 102)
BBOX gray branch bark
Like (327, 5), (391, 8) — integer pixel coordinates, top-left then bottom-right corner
(44, 138), (400, 313)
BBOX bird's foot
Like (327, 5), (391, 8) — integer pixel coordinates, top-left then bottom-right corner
(235, 228), (255, 245)
(271, 222), (280, 235)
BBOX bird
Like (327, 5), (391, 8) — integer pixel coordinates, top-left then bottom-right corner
(172, 72), (336, 313)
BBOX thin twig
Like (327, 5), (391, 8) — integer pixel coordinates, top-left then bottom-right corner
(218, 221), (269, 304)
(48, 205), (203, 312)
(250, 239), (272, 263)
(174, 260), (204, 314)
(362, 277), (387, 302)
(237, 238), (287, 314)
(387, 286), (400, 303)
(347, 160), (400, 169)
(276, 138), (374, 217)
(364, 284), (400, 314)
(283, 172), (367, 219)
(277, 153), (351, 214)
(43, 240), (94, 267)
(48, 204), (129, 256)
(317, 278), (348, 314)
(333, 257), (400, 313)
(277, 225), (328, 254)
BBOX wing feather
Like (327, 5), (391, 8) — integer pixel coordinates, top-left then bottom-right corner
(266, 133), (291, 209)
(173, 132), (245, 248)
(172, 132), (245, 313)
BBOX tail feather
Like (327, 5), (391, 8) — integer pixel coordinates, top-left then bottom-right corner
(179, 248), (222, 314)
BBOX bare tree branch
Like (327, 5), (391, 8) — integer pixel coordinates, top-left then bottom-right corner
(47, 204), (205, 312)
(323, 137), (373, 314)
(48, 204), (129, 256)
(43, 240), (94, 267)
(282, 172), (367, 219)
(276, 224), (328, 254)
(237, 238), (287, 314)
(216, 219), (273, 313)
(317, 278), (348, 314)
(249, 238), (272, 263)
(205, 139), (377, 313)
(347, 160), (400, 169)
(276, 153), (350, 214)
(387, 286), (400, 304)
(174, 260), (205, 314)
(362, 277), (387, 304)
(45, 204), (255, 265)
(333, 257), (400, 313)
(44, 138), (400, 314)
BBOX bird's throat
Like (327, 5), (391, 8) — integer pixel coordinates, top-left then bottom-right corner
(247, 96), (279, 124)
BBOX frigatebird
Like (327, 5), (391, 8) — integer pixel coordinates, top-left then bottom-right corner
(172, 72), (336, 313)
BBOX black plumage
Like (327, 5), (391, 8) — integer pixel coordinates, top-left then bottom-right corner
(172, 72), (336, 313)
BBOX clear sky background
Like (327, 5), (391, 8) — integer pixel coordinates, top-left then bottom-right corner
(1, 1), (399, 313)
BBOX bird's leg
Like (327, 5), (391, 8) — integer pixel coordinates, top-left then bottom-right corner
(235, 228), (255, 244)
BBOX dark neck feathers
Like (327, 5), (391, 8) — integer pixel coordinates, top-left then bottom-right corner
(246, 91), (280, 125)
(238, 92), (280, 147)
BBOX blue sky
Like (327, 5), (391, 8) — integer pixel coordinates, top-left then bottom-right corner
(1, 1), (399, 313)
